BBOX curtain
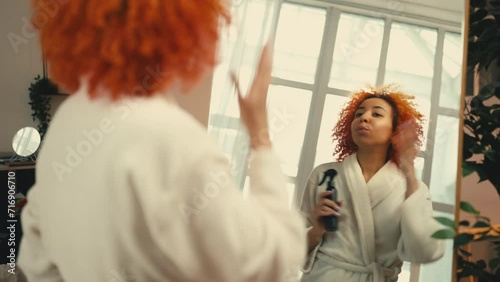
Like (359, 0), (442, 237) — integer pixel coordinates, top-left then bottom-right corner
(208, 0), (282, 189)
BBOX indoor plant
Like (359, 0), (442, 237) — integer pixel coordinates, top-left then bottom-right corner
(432, 0), (500, 281)
(28, 74), (53, 140)
(463, 0), (500, 195)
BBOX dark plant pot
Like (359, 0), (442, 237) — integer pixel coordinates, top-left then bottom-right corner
(37, 77), (59, 95)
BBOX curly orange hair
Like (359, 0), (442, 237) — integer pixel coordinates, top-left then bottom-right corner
(332, 84), (424, 166)
(31, 0), (230, 99)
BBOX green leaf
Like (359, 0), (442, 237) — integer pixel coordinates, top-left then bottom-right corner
(458, 247), (472, 257)
(434, 216), (456, 229)
(454, 233), (475, 248)
(471, 0), (487, 8)
(431, 229), (455, 239)
(485, 150), (497, 162)
(459, 220), (470, 227)
(470, 8), (488, 23)
(476, 166), (490, 183)
(460, 201), (480, 215)
(477, 215), (491, 223)
(458, 266), (476, 277)
(476, 259), (487, 270)
(490, 257), (500, 270)
(463, 162), (475, 177)
(472, 221), (490, 228)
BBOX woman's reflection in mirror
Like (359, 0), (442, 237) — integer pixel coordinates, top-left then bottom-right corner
(300, 84), (445, 282)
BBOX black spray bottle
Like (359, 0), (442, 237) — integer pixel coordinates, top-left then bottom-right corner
(318, 169), (338, 232)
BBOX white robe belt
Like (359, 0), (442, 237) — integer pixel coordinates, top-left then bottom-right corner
(317, 252), (399, 282)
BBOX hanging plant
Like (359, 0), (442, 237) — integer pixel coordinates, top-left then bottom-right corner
(28, 75), (54, 140)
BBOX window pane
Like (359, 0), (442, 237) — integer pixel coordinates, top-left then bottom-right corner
(210, 0), (277, 117)
(415, 97), (431, 150)
(439, 32), (463, 110)
(415, 157), (425, 181)
(384, 23), (437, 99)
(315, 95), (350, 167)
(267, 85), (312, 177)
(329, 13), (384, 90)
(273, 4), (326, 83)
(419, 210), (454, 282)
(207, 127), (238, 156)
(429, 115), (459, 205)
(399, 262), (411, 282)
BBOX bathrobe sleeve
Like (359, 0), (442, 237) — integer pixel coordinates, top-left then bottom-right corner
(299, 166), (324, 273)
(397, 182), (445, 263)
(135, 143), (307, 282)
(18, 186), (64, 282)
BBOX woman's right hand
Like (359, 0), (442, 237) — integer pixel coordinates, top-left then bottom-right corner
(231, 43), (273, 149)
(311, 191), (341, 235)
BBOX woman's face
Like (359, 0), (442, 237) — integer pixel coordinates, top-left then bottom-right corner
(351, 98), (394, 150)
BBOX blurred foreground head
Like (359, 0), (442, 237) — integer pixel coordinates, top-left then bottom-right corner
(31, 0), (230, 99)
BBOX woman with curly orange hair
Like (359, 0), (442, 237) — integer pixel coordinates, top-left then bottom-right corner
(299, 85), (445, 282)
(18, 1), (306, 281)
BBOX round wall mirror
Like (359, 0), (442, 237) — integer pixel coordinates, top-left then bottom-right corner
(12, 127), (41, 157)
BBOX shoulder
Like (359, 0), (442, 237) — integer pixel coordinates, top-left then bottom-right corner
(310, 162), (341, 177)
(305, 162), (341, 187)
(105, 95), (223, 165)
(119, 97), (210, 141)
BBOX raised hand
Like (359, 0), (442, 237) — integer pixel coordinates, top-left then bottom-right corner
(392, 119), (420, 196)
(231, 43), (273, 149)
(392, 120), (420, 176)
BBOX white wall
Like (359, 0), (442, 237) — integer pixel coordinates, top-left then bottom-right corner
(0, 1), (212, 154)
(0, 0), (43, 153)
(460, 174), (500, 224)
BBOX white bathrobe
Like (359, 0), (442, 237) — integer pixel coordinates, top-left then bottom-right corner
(18, 88), (306, 282)
(300, 154), (444, 282)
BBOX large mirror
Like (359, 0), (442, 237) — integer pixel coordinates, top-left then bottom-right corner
(209, 0), (466, 281)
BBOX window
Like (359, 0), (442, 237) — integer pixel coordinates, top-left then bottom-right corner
(329, 13), (384, 90)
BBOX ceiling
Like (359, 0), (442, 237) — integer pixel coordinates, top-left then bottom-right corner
(406, 0), (464, 13)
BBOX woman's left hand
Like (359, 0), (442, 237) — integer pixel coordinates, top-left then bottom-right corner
(392, 120), (420, 197)
(231, 43), (273, 149)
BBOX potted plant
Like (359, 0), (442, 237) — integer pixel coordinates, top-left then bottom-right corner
(432, 0), (500, 281)
(463, 0), (500, 195)
(28, 75), (53, 140)
(434, 203), (500, 281)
